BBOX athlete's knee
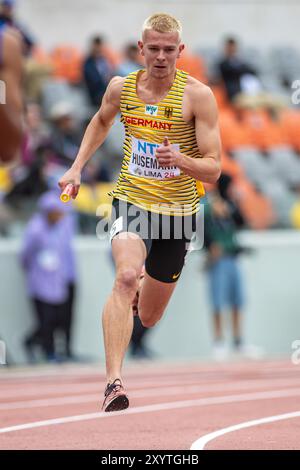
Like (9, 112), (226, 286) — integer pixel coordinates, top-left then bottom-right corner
(139, 310), (163, 328)
(115, 266), (139, 295)
(140, 316), (159, 328)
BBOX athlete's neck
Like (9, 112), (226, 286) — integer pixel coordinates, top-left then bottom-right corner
(139, 69), (176, 97)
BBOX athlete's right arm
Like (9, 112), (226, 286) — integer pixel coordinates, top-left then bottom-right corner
(58, 76), (125, 198)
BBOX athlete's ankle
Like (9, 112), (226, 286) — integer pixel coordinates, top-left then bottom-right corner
(107, 376), (123, 385)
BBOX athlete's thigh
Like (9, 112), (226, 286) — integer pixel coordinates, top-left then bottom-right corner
(110, 198), (150, 272)
(112, 233), (146, 273)
(146, 238), (188, 283)
(138, 238), (188, 316)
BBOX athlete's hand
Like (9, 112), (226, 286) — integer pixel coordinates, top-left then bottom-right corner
(155, 136), (180, 167)
(58, 167), (81, 199)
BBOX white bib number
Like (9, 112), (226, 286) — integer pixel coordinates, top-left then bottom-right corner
(128, 137), (180, 180)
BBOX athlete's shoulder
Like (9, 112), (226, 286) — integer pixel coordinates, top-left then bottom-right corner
(107, 70), (139, 94)
(185, 75), (214, 102)
(185, 76), (217, 119)
(107, 76), (126, 97)
(103, 75), (126, 108)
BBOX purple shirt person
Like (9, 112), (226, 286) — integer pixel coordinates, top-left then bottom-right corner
(20, 191), (75, 304)
(21, 191), (77, 361)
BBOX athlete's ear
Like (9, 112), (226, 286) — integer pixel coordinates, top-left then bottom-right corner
(178, 43), (185, 58)
(138, 40), (144, 56)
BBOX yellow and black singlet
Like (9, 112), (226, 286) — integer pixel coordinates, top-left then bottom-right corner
(110, 69), (205, 216)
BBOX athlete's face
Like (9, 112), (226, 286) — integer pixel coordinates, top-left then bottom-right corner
(138, 29), (184, 79)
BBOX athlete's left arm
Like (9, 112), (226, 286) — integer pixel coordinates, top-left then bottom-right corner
(179, 84), (221, 183)
(155, 84), (221, 183)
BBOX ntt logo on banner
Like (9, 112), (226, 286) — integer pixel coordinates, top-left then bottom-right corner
(0, 340), (6, 365)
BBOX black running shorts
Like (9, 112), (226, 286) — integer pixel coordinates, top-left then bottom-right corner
(110, 198), (196, 283)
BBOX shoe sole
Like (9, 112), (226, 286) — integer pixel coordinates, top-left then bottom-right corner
(104, 394), (129, 412)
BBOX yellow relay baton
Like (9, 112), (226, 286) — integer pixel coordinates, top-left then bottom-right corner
(60, 183), (74, 203)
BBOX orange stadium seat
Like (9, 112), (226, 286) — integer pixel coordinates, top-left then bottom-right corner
(241, 110), (289, 150)
(232, 177), (276, 229)
(50, 45), (83, 84)
(221, 152), (244, 179)
(211, 85), (230, 111)
(203, 169), (275, 229)
(177, 49), (208, 83)
(219, 111), (253, 151)
(31, 46), (53, 67)
(279, 109), (300, 151)
(102, 45), (122, 67)
(252, 121), (288, 150)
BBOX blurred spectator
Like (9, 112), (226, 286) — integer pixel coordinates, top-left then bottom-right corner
(74, 158), (111, 234)
(130, 316), (154, 359)
(21, 191), (77, 362)
(0, 199), (13, 236)
(24, 48), (53, 102)
(47, 101), (82, 167)
(116, 43), (143, 76)
(4, 103), (49, 207)
(218, 37), (257, 103)
(83, 36), (114, 107)
(217, 173), (246, 227)
(204, 175), (247, 360)
(22, 103), (49, 165)
(57, 202), (77, 360)
(29, 101), (83, 191)
(218, 37), (286, 111)
(0, 0), (35, 55)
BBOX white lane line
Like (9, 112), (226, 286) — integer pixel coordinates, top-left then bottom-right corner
(190, 410), (300, 450)
(0, 377), (209, 400)
(1, 387), (300, 434)
(0, 376), (209, 400)
(2, 378), (300, 411)
(0, 382), (101, 400)
(0, 360), (293, 380)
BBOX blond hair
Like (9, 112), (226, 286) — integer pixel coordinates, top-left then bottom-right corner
(142, 13), (182, 39)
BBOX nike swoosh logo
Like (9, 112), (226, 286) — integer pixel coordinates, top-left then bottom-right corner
(126, 105), (140, 111)
(172, 272), (181, 280)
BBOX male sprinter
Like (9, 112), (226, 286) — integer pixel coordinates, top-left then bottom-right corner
(59, 13), (221, 412)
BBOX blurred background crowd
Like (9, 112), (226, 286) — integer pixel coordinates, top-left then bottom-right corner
(1, 0), (300, 237)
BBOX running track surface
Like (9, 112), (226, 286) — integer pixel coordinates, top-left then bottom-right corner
(0, 359), (299, 450)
